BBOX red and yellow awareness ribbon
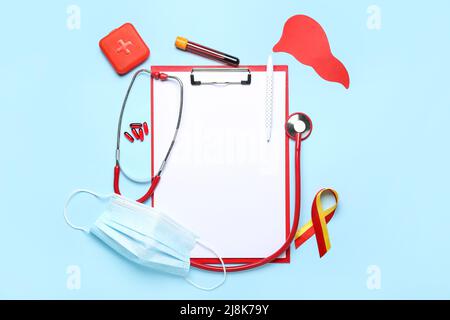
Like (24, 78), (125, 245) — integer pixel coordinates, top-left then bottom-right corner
(294, 188), (339, 257)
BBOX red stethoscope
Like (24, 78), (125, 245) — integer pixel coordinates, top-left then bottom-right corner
(113, 70), (313, 272)
(113, 70), (183, 203)
(193, 112), (312, 272)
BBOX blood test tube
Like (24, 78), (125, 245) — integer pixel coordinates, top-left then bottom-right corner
(175, 36), (240, 67)
(138, 128), (144, 141)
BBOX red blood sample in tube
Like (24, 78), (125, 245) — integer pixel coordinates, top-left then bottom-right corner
(175, 36), (240, 67)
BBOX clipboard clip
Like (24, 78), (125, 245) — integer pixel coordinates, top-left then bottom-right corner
(190, 68), (251, 86)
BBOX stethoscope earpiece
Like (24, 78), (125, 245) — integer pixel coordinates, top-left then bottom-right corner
(286, 112), (313, 140)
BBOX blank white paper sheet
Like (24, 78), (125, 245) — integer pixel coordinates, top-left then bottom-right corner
(151, 66), (290, 261)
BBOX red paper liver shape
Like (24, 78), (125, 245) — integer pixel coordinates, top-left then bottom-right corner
(273, 15), (350, 89)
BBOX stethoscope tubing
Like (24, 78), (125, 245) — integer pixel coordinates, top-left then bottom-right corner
(190, 132), (303, 272)
(114, 70), (184, 203)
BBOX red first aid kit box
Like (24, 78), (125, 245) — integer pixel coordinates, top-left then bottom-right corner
(99, 23), (150, 75)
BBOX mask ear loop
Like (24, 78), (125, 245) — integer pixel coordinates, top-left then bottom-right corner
(64, 189), (110, 233)
(185, 240), (227, 291)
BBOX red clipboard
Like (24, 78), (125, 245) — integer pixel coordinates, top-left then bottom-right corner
(150, 65), (291, 264)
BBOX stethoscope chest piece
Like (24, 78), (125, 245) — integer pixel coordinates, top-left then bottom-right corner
(286, 112), (313, 140)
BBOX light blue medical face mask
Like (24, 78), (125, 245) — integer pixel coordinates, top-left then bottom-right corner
(64, 190), (225, 290)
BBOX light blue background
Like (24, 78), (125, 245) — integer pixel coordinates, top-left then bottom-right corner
(1, 0), (449, 299)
